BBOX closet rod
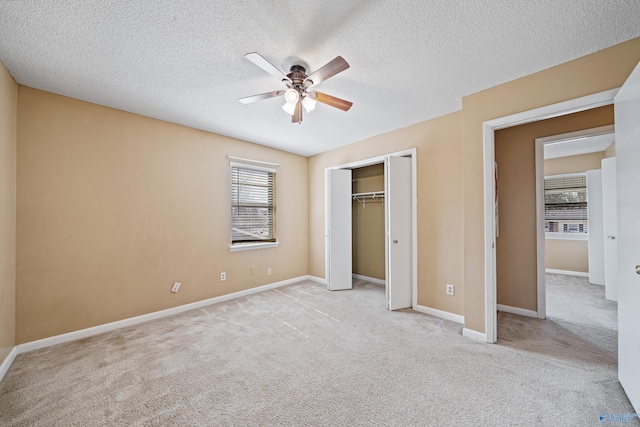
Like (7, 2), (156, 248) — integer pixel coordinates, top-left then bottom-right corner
(352, 191), (385, 207)
(352, 191), (385, 199)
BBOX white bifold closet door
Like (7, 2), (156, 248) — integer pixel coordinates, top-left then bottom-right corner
(386, 156), (412, 310)
(326, 168), (353, 291)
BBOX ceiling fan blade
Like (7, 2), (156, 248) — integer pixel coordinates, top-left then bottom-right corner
(311, 91), (353, 111)
(238, 90), (284, 104)
(304, 56), (349, 87)
(244, 52), (292, 84)
(292, 101), (302, 124)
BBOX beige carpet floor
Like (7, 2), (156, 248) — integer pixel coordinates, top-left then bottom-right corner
(0, 276), (636, 426)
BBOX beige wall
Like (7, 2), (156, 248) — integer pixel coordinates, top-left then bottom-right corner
(461, 37), (640, 332)
(546, 240), (588, 273)
(0, 61), (17, 364)
(604, 142), (616, 159)
(494, 106), (613, 310)
(544, 151), (605, 176)
(352, 164), (385, 280)
(309, 112), (465, 315)
(16, 87), (308, 343)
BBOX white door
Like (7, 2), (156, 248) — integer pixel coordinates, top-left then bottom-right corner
(615, 60), (640, 413)
(326, 168), (353, 290)
(587, 169), (605, 285)
(602, 157), (618, 301)
(386, 156), (412, 310)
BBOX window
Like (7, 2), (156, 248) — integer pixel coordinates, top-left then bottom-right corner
(544, 173), (588, 236)
(229, 157), (278, 251)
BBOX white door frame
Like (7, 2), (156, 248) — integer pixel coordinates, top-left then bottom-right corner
(482, 89), (618, 343)
(325, 148), (418, 308)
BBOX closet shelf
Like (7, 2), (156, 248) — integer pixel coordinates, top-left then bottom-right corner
(352, 191), (385, 199)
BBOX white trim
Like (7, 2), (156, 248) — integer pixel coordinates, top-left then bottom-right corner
(307, 275), (329, 285)
(227, 155), (279, 171)
(545, 268), (589, 277)
(0, 347), (17, 383)
(483, 123), (497, 343)
(483, 88), (618, 344)
(352, 274), (385, 286)
(229, 241), (279, 252)
(462, 328), (487, 342)
(326, 148), (416, 171)
(411, 151), (418, 309)
(497, 304), (539, 319)
(16, 275), (311, 355)
(535, 137), (547, 320)
(545, 233), (588, 241)
(414, 305), (464, 324)
(537, 124), (615, 146)
(488, 89), (619, 131)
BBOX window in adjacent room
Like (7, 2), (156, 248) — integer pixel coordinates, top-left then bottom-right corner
(229, 157), (279, 251)
(544, 173), (588, 236)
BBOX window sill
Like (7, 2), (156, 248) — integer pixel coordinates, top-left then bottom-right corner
(545, 233), (588, 241)
(229, 242), (279, 252)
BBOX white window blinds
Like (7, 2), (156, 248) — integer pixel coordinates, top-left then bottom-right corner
(544, 174), (588, 234)
(230, 161), (276, 244)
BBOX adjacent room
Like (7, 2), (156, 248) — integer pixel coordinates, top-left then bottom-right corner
(1, 2), (640, 425)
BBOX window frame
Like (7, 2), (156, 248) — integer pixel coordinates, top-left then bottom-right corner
(544, 172), (588, 241)
(228, 156), (279, 252)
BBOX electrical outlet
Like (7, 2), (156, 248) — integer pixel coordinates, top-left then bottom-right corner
(220, 272), (226, 281)
(267, 267), (272, 276)
(250, 266), (256, 276)
(171, 282), (181, 293)
(446, 284), (454, 296)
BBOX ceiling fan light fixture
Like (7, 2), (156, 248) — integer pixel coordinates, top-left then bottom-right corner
(302, 96), (317, 113)
(283, 88), (299, 104)
(282, 101), (296, 115)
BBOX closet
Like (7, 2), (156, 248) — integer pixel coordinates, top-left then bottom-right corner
(351, 164), (386, 284)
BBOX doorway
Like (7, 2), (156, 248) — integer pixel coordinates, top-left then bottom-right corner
(352, 163), (386, 286)
(494, 122), (617, 350)
(325, 149), (417, 310)
(482, 88), (618, 343)
(493, 113), (615, 326)
(536, 125), (616, 312)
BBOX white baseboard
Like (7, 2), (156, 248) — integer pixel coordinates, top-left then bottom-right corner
(352, 274), (385, 286)
(545, 269), (589, 277)
(16, 275), (311, 355)
(462, 328), (487, 342)
(0, 346), (17, 383)
(307, 275), (328, 285)
(413, 304), (464, 324)
(496, 304), (539, 319)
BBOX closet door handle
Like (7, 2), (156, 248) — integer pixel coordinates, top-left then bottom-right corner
(393, 240), (398, 244)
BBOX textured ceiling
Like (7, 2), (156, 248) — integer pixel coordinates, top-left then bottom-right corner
(1, 1), (639, 156)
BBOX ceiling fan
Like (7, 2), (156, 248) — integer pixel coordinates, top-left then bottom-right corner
(239, 52), (353, 124)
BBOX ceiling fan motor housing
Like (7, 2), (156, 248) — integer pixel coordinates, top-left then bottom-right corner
(286, 65), (311, 91)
